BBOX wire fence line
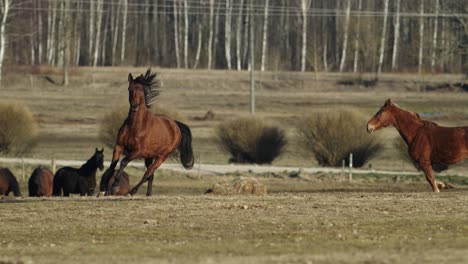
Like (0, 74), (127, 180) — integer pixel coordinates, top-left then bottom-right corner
(0, 156), (445, 182)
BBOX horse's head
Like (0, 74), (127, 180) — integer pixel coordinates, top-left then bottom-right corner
(127, 73), (145, 112)
(127, 69), (160, 112)
(366, 99), (395, 134)
(94, 148), (105, 171)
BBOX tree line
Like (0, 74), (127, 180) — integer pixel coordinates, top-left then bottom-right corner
(1, 0), (467, 77)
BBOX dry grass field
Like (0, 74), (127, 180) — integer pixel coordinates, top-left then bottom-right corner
(2, 170), (468, 264)
(1, 67), (468, 263)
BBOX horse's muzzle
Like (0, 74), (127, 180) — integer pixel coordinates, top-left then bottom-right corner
(130, 104), (139, 112)
(366, 125), (374, 134)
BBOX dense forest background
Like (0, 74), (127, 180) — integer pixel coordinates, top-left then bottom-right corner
(1, 0), (468, 74)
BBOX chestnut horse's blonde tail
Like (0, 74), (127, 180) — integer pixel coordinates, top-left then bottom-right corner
(175, 120), (194, 169)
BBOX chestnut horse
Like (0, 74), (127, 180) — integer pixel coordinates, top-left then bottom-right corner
(28, 167), (53, 197)
(367, 99), (468, 192)
(99, 168), (129, 196)
(53, 148), (104, 196)
(0, 168), (21, 197)
(107, 69), (194, 196)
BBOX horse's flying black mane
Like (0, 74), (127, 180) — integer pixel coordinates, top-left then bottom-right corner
(133, 68), (160, 108)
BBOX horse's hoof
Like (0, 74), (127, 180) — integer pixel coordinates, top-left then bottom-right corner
(129, 189), (138, 196)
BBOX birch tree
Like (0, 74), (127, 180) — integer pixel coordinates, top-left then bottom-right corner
(353, 0), (362, 73)
(418, 0), (425, 74)
(377, 0), (389, 74)
(183, 0), (189, 68)
(0, 0), (11, 84)
(224, 0), (233, 70)
(236, 0), (244, 71)
(93, 0), (104, 67)
(120, 0), (128, 64)
(207, 0), (214, 69)
(88, 0), (95, 65)
(391, 0), (401, 70)
(301, 0), (311, 72)
(111, 0), (121, 66)
(339, 0), (351, 72)
(430, 0), (439, 71)
(173, 0), (180, 68)
(260, 0), (269, 72)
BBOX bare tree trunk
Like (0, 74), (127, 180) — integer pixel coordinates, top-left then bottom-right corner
(242, 1), (250, 67)
(57, 0), (65, 67)
(193, 22), (203, 69)
(101, 10), (110, 66)
(213, 3), (220, 69)
(173, 0), (180, 68)
(111, 0), (121, 66)
(391, 0), (401, 71)
(47, 1), (57, 65)
(183, 0), (188, 68)
(120, 0), (128, 64)
(430, 0), (439, 71)
(37, 0), (43, 64)
(339, 0), (351, 72)
(62, 0), (72, 86)
(418, 0), (425, 74)
(30, 8), (35, 65)
(236, 0), (244, 71)
(0, 0), (10, 84)
(260, 0), (269, 72)
(353, 0), (362, 73)
(224, 0), (233, 70)
(88, 0), (95, 65)
(377, 0), (390, 74)
(301, 0), (311, 72)
(207, 0), (214, 69)
(93, 0), (104, 67)
(323, 39), (328, 72)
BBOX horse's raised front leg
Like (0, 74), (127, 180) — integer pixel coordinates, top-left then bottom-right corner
(112, 151), (140, 190)
(129, 156), (166, 196)
(420, 161), (439, 193)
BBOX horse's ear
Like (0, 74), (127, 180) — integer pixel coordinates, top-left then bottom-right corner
(128, 73), (133, 82)
(100, 148), (104, 152)
(385, 98), (392, 106)
(95, 148), (98, 152)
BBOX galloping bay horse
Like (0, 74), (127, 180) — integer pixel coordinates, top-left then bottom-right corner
(366, 99), (468, 192)
(107, 69), (194, 196)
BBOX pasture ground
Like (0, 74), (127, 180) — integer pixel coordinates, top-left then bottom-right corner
(0, 67), (467, 263)
(1, 170), (468, 264)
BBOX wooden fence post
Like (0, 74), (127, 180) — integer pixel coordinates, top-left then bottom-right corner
(51, 158), (56, 174)
(348, 153), (353, 182)
(21, 157), (25, 181)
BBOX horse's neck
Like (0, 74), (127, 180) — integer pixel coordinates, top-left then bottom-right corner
(127, 107), (150, 128)
(392, 108), (424, 145)
(79, 159), (97, 178)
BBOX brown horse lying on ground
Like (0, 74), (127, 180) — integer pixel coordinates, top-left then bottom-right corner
(99, 168), (130, 196)
(0, 168), (22, 198)
(367, 99), (468, 192)
(29, 167), (53, 197)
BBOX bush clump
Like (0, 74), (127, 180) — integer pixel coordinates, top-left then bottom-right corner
(0, 102), (38, 155)
(99, 104), (187, 148)
(216, 116), (287, 164)
(296, 109), (382, 168)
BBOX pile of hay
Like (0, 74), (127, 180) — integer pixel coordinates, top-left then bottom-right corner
(206, 177), (267, 195)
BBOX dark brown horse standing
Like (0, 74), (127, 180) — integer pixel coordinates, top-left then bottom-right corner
(107, 69), (194, 196)
(0, 168), (21, 197)
(367, 99), (468, 192)
(29, 166), (53, 197)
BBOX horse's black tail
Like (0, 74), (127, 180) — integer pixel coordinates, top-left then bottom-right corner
(175, 120), (194, 169)
(52, 171), (62, 196)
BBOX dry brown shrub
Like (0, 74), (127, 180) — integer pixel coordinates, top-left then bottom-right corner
(206, 177), (267, 195)
(0, 102), (38, 155)
(216, 116), (287, 164)
(296, 109), (383, 168)
(98, 104), (187, 148)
